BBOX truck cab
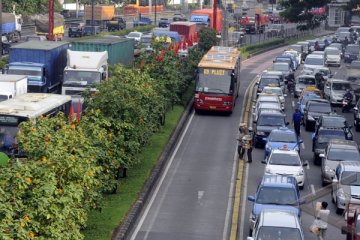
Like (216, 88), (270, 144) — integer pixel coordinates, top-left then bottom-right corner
(62, 50), (108, 102)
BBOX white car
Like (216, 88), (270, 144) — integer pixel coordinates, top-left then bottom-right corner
(325, 47), (341, 67)
(126, 31), (143, 42)
(284, 50), (301, 67)
(261, 86), (286, 109)
(304, 54), (325, 71)
(252, 101), (282, 122)
(263, 149), (307, 189)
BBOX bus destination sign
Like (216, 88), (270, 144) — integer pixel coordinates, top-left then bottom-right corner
(0, 116), (19, 125)
(203, 69), (226, 76)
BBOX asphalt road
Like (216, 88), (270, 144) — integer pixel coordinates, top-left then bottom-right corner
(128, 47), (295, 240)
(241, 53), (352, 240)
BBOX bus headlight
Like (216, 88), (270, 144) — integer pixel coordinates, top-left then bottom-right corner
(196, 98), (204, 105)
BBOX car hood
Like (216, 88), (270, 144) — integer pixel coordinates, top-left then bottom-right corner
(345, 51), (358, 56)
(343, 185), (360, 198)
(331, 90), (346, 99)
(308, 111), (330, 118)
(253, 203), (299, 217)
(267, 165), (302, 175)
(268, 142), (298, 150)
(257, 125), (283, 133)
(327, 54), (340, 59)
(296, 83), (314, 91)
(325, 160), (342, 171)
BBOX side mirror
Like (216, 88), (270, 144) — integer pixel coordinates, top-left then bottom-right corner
(248, 195), (255, 202)
(285, 122), (290, 126)
(253, 120), (257, 124)
(319, 153), (325, 158)
(255, 82), (259, 85)
(249, 127), (253, 133)
(326, 86), (330, 89)
(284, 94), (287, 97)
(299, 199), (306, 205)
(354, 107), (359, 112)
(333, 178), (338, 183)
(298, 139), (304, 144)
(261, 159), (267, 164)
(302, 161), (308, 167)
(247, 237), (255, 240)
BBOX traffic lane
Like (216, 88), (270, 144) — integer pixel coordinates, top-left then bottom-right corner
(130, 46), (289, 240)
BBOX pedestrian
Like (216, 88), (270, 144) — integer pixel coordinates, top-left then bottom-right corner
(292, 108), (302, 137)
(237, 123), (253, 163)
(316, 201), (330, 240)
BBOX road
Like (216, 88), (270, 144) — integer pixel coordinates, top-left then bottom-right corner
(128, 47), (297, 240)
(241, 53), (351, 239)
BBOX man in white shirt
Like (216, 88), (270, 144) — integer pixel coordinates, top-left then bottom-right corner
(316, 201), (330, 240)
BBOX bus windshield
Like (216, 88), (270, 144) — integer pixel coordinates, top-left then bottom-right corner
(63, 70), (102, 86)
(8, 65), (42, 82)
(197, 68), (233, 94)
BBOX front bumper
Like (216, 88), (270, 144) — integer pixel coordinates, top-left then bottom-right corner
(322, 170), (335, 184)
(325, 59), (341, 66)
(255, 134), (268, 146)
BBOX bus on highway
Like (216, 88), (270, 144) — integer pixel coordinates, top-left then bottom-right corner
(194, 46), (240, 113)
(0, 93), (72, 156)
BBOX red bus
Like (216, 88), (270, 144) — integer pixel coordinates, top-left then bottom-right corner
(194, 46), (240, 114)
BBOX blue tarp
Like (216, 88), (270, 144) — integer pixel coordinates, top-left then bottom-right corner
(190, 15), (209, 23)
(153, 30), (181, 43)
(2, 22), (15, 34)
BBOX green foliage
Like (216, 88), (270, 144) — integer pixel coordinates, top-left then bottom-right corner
(198, 27), (219, 51)
(279, 0), (329, 29)
(3, 0), (62, 15)
(0, 57), (9, 70)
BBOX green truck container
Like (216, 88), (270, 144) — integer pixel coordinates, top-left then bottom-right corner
(69, 37), (134, 66)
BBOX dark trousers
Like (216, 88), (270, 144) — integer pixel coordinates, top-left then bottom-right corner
(294, 122), (301, 136)
(247, 148), (252, 163)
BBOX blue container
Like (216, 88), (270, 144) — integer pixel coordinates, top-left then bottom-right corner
(2, 22), (16, 34)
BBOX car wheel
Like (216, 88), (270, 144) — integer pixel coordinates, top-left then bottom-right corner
(299, 185), (304, 190)
(313, 154), (321, 165)
(321, 178), (327, 187)
(336, 206), (344, 215)
(305, 120), (310, 131)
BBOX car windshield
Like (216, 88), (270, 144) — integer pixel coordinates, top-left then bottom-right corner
(347, 45), (360, 53)
(328, 147), (360, 161)
(308, 103), (331, 113)
(326, 49), (340, 55)
(269, 131), (297, 143)
(63, 70), (101, 85)
(339, 32), (350, 38)
(128, 32), (141, 38)
(297, 77), (315, 85)
(317, 130), (345, 143)
(273, 64), (289, 71)
(290, 46), (302, 52)
(197, 69), (232, 94)
(269, 153), (301, 166)
(317, 69), (330, 76)
(256, 186), (297, 205)
(259, 78), (280, 87)
(257, 226), (302, 240)
(332, 82), (351, 91)
(8, 66), (42, 81)
(330, 44), (342, 50)
(341, 171), (360, 186)
(258, 115), (284, 126)
(322, 117), (346, 128)
(305, 57), (324, 65)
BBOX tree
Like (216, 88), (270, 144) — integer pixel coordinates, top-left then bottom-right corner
(3, 0), (62, 15)
(198, 28), (218, 51)
(279, 0), (329, 29)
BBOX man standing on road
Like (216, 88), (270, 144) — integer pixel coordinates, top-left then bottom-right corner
(237, 123), (253, 163)
(292, 108), (302, 137)
(316, 201), (330, 240)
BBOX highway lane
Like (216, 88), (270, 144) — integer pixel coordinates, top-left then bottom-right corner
(241, 57), (352, 240)
(129, 47), (289, 240)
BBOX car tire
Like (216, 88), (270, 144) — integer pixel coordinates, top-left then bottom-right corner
(305, 120), (310, 131)
(299, 185), (304, 190)
(321, 178), (327, 187)
(336, 206), (343, 215)
(313, 154), (321, 165)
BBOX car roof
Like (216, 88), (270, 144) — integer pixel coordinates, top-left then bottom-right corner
(325, 47), (339, 51)
(347, 44), (359, 47)
(327, 78), (350, 83)
(340, 161), (360, 171)
(263, 70), (283, 75)
(271, 127), (294, 133)
(273, 62), (289, 66)
(258, 109), (284, 116)
(306, 54), (324, 59)
(308, 99), (330, 104)
(263, 86), (282, 90)
(260, 209), (300, 228)
(297, 75), (316, 79)
(271, 149), (299, 156)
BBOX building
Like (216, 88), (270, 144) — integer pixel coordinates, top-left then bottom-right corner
(328, 0), (350, 28)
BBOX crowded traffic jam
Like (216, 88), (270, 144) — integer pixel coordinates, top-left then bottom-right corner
(245, 26), (360, 240)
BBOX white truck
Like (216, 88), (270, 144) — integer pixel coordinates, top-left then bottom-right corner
(0, 75), (27, 101)
(62, 50), (109, 112)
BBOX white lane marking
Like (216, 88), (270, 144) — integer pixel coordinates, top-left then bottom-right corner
(292, 100), (295, 107)
(130, 112), (195, 240)
(198, 190), (205, 206)
(306, 161), (310, 170)
(311, 184), (316, 195)
(301, 142), (305, 150)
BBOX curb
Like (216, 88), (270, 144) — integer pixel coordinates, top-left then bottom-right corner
(112, 100), (194, 240)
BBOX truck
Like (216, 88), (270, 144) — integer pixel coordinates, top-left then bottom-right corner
(6, 41), (69, 93)
(170, 21), (197, 41)
(84, 5), (115, 29)
(0, 75), (27, 101)
(2, 12), (22, 43)
(106, 16), (126, 31)
(190, 8), (223, 33)
(62, 50), (108, 112)
(35, 13), (65, 41)
(241, 7), (268, 34)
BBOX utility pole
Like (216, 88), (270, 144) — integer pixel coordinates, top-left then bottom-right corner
(0, 0), (2, 56)
(213, 0), (217, 30)
(91, 0), (95, 35)
(48, 0), (54, 41)
(76, 0), (79, 18)
(222, 0), (228, 46)
(154, 0), (157, 26)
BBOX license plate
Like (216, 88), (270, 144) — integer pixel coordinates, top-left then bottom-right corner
(209, 106), (216, 109)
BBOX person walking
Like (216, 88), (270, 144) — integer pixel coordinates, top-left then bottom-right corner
(316, 201), (330, 240)
(292, 108), (302, 137)
(237, 123), (253, 163)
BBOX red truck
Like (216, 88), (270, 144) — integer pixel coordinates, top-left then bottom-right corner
(170, 21), (196, 41)
(342, 204), (360, 240)
(241, 9), (268, 34)
(190, 8), (222, 33)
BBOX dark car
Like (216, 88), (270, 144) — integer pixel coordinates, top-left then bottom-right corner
(256, 75), (281, 95)
(60, 9), (71, 18)
(312, 127), (348, 165)
(68, 23), (85, 37)
(107, 16), (126, 31)
(315, 114), (353, 140)
(83, 25), (101, 36)
(254, 109), (288, 147)
(303, 99), (332, 131)
(158, 18), (170, 28)
(1, 36), (11, 55)
(344, 44), (360, 63)
(173, 13), (187, 22)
